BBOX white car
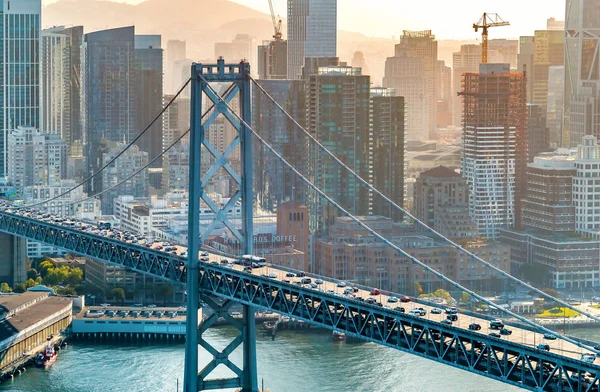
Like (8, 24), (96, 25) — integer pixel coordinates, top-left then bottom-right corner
(337, 281), (347, 288)
(431, 307), (442, 314)
(414, 307), (427, 316)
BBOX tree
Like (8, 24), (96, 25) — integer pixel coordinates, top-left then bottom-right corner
(58, 286), (77, 296)
(414, 282), (423, 296)
(43, 269), (62, 286)
(38, 260), (55, 278)
(24, 278), (37, 289)
(542, 288), (560, 299)
(13, 283), (27, 293)
(0, 283), (12, 293)
(27, 268), (38, 280)
(156, 284), (175, 306)
(66, 268), (83, 286)
(110, 288), (126, 305)
(460, 291), (472, 304)
(433, 289), (451, 301)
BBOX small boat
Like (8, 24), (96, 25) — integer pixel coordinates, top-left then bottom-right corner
(333, 331), (345, 342)
(36, 337), (57, 367)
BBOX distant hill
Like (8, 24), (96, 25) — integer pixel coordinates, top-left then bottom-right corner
(42, 0), (477, 84)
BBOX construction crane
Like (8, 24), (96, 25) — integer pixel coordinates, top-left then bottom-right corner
(268, 0), (282, 41)
(473, 12), (510, 64)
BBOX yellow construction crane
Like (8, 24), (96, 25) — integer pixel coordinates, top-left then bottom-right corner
(268, 0), (282, 41)
(473, 13), (510, 64)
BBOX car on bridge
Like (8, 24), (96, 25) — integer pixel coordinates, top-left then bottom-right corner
(430, 307), (442, 314)
(544, 333), (558, 340)
(370, 288), (380, 296)
(315, 279), (323, 285)
(441, 319), (452, 325)
(445, 307), (458, 314)
(387, 297), (399, 303)
(393, 306), (405, 313)
(400, 296), (411, 303)
(468, 323), (481, 331)
(490, 319), (504, 330)
(489, 332), (501, 338)
(285, 273), (295, 277)
(337, 282), (347, 288)
(414, 307), (427, 316)
(499, 328), (512, 336)
(537, 344), (550, 351)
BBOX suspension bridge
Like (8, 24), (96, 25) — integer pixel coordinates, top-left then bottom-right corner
(2, 59), (600, 392)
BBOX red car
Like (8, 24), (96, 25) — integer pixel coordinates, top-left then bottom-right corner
(400, 296), (411, 303)
(370, 288), (380, 296)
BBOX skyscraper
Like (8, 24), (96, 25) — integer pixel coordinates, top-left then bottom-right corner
(83, 26), (136, 193)
(257, 40), (287, 80)
(287, 0), (337, 80)
(452, 45), (481, 127)
(527, 104), (551, 162)
(370, 88), (405, 220)
(564, 0), (600, 147)
(547, 65), (565, 148)
(252, 79), (306, 210)
(0, 0), (41, 179)
(306, 65), (370, 235)
(383, 47), (425, 140)
(518, 36), (535, 102)
(532, 30), (564, 110)
(461, 64), (527, 239)
(134, 35), (163, 168)
(166, 39), (185, 94)
(41, 26), (84, 157)
(398, 30), (438, 140)
(574, 135), (600, 233)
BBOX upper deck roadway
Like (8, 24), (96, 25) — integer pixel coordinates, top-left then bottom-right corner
(0, 208), (599, 391)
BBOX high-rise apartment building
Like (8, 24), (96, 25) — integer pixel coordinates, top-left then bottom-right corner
(370, 88), (405, 220)
(287, 0), (337, 80)
(413, 166), (476, 240)
(436, 60), (452, 128)
(527, 104), (551, 162)
(461, 64), (527, 239)
(398, 30), (438, 140)
(532, 30), (564, 110)
(547, 66), (565, 148)
(41, 26), (84, 158)
(452, 45), (481, 127)
(7, 127), (67, 190)
(574, 135), (600, 234)
(101, 144), (148, 214)
(134, 35), (163, 168)
(258, 40), (287, 80)
(564, 0), (600, 147)
(521, 151), (576, 233)
(83, 26), (136, 193)
(252, 79), (306, 210)
(306, 65), (370, 235)
(518, 36), (535, 102)
(0, 0), (41, 179)
(569, 82), (600, 146)
(166, 40), (185, 94)
(383, 47), (426, 141)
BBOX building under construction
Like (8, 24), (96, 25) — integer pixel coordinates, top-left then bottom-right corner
(460, 63), (527, 239)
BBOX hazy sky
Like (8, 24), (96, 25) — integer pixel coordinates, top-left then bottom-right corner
(42, 0), (566, 40)
(231, 0), (566, 40)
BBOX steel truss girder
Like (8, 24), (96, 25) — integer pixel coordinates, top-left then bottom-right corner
(198, 265), (600, 392)
(0, 212), (184, 282)
(1, 211), (599, 391)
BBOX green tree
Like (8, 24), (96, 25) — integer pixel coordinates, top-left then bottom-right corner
(156, 284), (175, 306)
(0, 283), (12, 293)
(26, 268), (38, 280)
(43, 269), (62, 286)
(542, 288), (560, 299)
(414, 282), (423, 296)
(13, 283), (27, 293)
(38, 260), (55, 278)
(24, 278), (37, 289)
(433, 289), (451, 301)
(66, 268), (83, 286)
(58, 286), (77, 296)
(110, 288), (126, 305)
(460, 291), (472, 304)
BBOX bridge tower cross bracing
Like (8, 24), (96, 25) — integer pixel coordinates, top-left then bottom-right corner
(184, 59), (258, 392)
